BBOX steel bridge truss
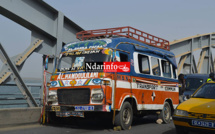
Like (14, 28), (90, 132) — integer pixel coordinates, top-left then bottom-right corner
(170, 33), (215, 75)
(0, 0), (83, 107)
(0, 40), (43, 107)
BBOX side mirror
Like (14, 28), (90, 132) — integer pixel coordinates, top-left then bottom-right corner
(112, 51), (120, 62)
(45, 56), (49, 70)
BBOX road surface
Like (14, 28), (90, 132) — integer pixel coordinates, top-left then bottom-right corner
(0, 115), (201, 134)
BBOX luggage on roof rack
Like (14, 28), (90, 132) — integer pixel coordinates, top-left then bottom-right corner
(76, 26), (170, 50)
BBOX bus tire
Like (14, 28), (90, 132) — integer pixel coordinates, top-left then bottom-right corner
(114, 101), (133, 130)
(160, 102), (171, 124)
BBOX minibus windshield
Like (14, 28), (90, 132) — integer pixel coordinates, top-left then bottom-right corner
(58, 49), (111, 71)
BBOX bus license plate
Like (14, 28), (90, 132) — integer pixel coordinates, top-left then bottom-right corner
(75, 106), (94, 111)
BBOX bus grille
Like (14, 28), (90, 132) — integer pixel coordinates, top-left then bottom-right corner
(57, 88), (90, 105)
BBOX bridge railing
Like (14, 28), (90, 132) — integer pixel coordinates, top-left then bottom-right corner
(0, 83), (42, 108)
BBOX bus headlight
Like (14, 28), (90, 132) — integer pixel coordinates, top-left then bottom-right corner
(91, 89), (104, 101)
(48, 90), (58, 102)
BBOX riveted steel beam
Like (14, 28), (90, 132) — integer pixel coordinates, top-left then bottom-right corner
(15, 40), (43, 66)
(0, 43), (38, 107)
(0, 39), (43, 83)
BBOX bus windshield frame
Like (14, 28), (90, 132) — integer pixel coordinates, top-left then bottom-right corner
(57, 48), (112, 72)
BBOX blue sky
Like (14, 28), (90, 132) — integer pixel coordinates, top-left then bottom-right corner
(44, 0), (215, 41)
(1, 0), (215, 78)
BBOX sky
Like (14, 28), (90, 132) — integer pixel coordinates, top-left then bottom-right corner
(1, 0), (215, 78)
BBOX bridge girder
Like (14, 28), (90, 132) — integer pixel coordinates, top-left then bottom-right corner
(170, 33), (215, 75)
(0, 0), (83, 57)
(0, 0), (84, 107)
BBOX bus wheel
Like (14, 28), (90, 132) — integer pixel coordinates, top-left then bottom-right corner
(114, 102), (133, 130)
(160, 102), (171, 124)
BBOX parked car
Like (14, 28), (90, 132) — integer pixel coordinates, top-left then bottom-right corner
(173, 82), (215, 134)
(183, 74), (209, 101)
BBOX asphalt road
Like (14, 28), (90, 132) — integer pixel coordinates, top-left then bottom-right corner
(0, 115), (200, 134)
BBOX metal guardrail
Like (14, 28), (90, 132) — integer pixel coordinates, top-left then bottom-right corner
(0, 83), (42, 108)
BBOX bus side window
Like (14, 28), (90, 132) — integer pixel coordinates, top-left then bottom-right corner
(151, 57), (160, 76)
(120, 53), (128, 61)
(172, 66), (177, 79)
(161, 60), (171, 78)
(138, 54), (150, 74)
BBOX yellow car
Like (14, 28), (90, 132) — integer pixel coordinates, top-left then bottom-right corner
(173, 82), (215, 134)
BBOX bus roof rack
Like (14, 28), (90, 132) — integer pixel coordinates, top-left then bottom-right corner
(76, 26), (170, 51)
